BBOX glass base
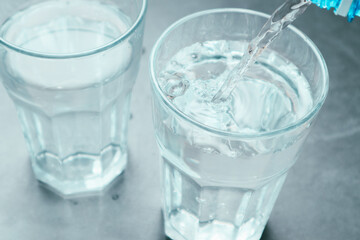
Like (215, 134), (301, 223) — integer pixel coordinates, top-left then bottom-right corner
(31, 145), (127, 197)
(162, 158), (287, 240)
(165, 210), (265, 240)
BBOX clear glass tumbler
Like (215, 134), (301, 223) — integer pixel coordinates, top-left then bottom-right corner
(0, 0), (147, 197)
(150, 9), (328, 240)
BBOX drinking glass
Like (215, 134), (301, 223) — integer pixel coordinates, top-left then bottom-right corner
(0, 0), (147, 197)
(150, 9), (328, 240)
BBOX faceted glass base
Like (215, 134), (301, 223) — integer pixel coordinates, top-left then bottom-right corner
(31, 145), (127, 197)
(163, 159), (287, 240)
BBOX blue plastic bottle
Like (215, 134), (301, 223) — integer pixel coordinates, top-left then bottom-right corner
(311, 0), (360, 21)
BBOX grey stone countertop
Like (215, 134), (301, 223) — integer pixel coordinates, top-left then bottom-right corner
(0, 0), (359, 239)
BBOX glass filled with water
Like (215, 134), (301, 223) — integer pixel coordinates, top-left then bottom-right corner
(0, 0), (147, 197)
(150, 9), (328, 240)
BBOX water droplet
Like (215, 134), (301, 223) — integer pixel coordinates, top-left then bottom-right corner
(112, 194), (119, 200)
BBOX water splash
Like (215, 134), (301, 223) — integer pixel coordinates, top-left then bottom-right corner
(212, 0), (311, 103)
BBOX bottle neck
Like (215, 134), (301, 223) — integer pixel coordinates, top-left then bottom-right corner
(336, 0), (353, 16)
(311, 0), (359, 21)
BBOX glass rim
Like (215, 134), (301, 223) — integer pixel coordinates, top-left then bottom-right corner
(0, 0), (148, 59)
(150, 8), (329, 139)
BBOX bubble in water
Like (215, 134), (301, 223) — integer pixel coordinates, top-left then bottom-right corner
(203, 40), (230, 55)
(196, 197), (206, 203)
(200, 146), (221, 155)
(159, 71), (189, 98)
(191, 53), (198, 59)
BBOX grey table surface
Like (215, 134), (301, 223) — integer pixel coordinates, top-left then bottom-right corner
(0, 0), (359, 239)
